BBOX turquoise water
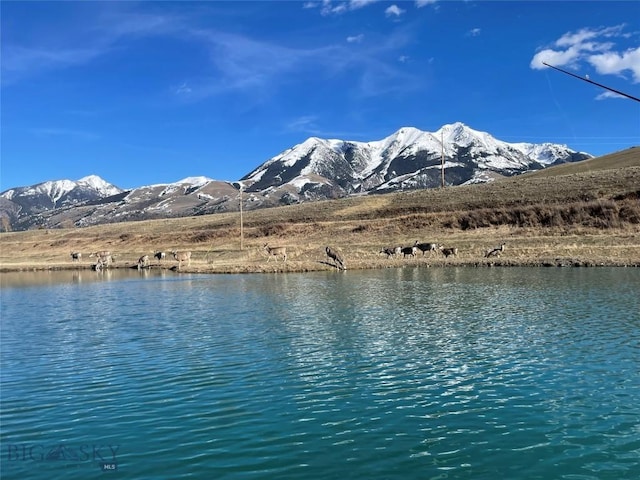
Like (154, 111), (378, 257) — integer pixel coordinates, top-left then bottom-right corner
(1, 268), (639, 479)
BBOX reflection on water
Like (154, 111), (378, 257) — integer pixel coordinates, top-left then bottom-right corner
(0, 268), (172, 288)
(1, 268), (639, 479)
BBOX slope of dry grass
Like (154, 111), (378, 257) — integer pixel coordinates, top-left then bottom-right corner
(1, 153), (639, 273)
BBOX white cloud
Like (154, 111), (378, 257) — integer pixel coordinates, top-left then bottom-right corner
(398, 55), (409, 63)
(530, 25), (640, 83)
(316, 0), (377, 16)
(595, 91), (626, 101)
(385, 5), (405, 17)
(175, 82), (192, 95)
(347, 34), (364, 43)
(349, 0), (378, 9)
(415, 0), (437, 7)
(590, 46), (640, 83)
(467, 28), (481, 37)
(555, 25), (624, 48)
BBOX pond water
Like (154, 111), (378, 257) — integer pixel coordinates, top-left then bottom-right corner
(1, 267), (639, 479)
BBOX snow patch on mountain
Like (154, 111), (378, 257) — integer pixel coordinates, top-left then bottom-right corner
(77, 175), (122, 196)
(175, 176), (213, 186)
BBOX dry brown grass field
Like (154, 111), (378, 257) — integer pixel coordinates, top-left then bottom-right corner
(1, 150), (639, 273)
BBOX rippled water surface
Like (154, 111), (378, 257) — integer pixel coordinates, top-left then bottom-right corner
(1, 268), (639, 479)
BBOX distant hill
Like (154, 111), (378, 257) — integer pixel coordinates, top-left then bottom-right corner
(0, 122), (597, 231)
(521, 146), (639, 178)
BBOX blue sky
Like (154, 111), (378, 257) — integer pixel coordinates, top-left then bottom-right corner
(1, 0), (639, 190)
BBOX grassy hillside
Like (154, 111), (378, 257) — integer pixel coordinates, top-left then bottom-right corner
(522, 146), (640, 178)
(1, 151), (639, 273)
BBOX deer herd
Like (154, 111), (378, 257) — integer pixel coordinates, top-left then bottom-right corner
(70, 240), (506, 272)
(378, 241), (505, 261)
(71, 249), (192, 271)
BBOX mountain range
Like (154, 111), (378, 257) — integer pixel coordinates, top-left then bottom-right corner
(0, 122), (593, 231)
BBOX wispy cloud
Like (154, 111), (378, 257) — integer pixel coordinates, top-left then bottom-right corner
(385, 5), (406, 18)
(309, 0), (378, 16)
(30, 127), (100, 141)
(3, 3), (421, 104)
(595, 91), (627, 101)
(530, 25), (640, 83)
(284, 115), (365, 138)
(2, 45), (108, 85)
(1, 8), (182, 86)
(467, 28), (481, 37)
(415, 0), (438, 7)
(285, 115), (322, 134)
(181, 23), (417, 100)
(175, 82), (193, 96)
(185, 29), (341, 97)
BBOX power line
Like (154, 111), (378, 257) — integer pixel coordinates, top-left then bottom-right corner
(542, 62), (640, 103)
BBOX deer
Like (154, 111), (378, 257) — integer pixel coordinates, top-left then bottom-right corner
(89, 251), (113, 270)
(70, 252), (82, 262)
(325, 246), (346, 270)
(263, 244), (287, 262)
(485, 242), (506, 258)
(171, 250), (192, 269)
(379, 246), (401, 259)
(89, 250), (111, 259)
(414, 241), (441, 256)
(154, 251), (166, 261)
(91, 253), (113, 271)
(440, 246), (458, 258)
(138, 254), (150, 270)
(401, 246), (418, 258)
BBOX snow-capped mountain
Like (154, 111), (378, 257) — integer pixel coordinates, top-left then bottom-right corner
(0, 123), (593, 231)
(0, 175), (243, 230)
(241, 122), (592, 201)
(1, 175), (122, 209)
(0, 175), (124, 230)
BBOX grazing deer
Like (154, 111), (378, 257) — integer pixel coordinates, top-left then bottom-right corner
(379, 246), (401, 259)
(89, 251), (113, 270)
(414, 241), (441, 256)
(138, 254), (150, 270)
(440, 247), (458, 258)
(171, 250), (192, 270)
(89, 250), (111, 259)
(401, 246), (418, 258)
(325, 246), (346, 270)
(263, 244), (287, 262)
(485, 242), (506, 258)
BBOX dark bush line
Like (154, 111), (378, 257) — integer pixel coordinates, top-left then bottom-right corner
(448, 198), (639, 230)
(260, 223), (289, 236)
(190, 228), (239, 242)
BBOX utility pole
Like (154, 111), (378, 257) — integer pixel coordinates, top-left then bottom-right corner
(239, 183), (244, 251)
(441, 129), (445, 188)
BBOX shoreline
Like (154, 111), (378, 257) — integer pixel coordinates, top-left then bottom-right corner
(2, 255), (639, 275)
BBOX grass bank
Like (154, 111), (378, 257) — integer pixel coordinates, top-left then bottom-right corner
(1, 153), (639, 273)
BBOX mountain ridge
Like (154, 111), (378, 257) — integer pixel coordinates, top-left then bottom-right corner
(1, 122), (594, 231)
